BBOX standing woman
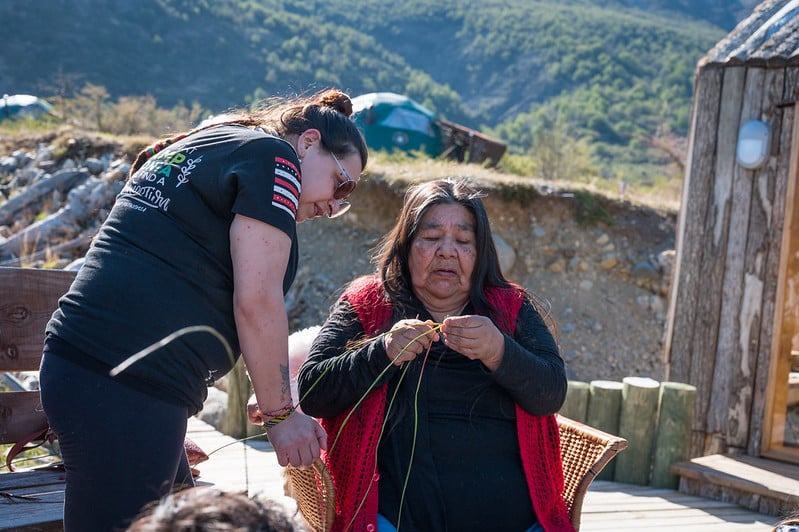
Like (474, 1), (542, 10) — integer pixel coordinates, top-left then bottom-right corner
(39, 89), (367, 532)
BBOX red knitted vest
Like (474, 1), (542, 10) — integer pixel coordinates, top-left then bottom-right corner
(321, 276), (574, 532)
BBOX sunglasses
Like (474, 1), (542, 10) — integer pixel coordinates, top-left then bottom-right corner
(330, 152), (357, 200)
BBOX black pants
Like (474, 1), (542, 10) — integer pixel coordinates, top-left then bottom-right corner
(40, 347), (194, 532)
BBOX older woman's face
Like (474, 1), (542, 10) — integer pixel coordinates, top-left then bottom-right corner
(409, 203), (477, 308)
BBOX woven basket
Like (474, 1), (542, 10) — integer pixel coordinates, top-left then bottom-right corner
(285, 458), (336, 532)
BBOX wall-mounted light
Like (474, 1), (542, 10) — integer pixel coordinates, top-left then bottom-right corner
(736, 119), (770, 170)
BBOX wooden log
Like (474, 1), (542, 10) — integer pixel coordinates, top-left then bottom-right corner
(651, 382), (696, 488)
(0, 230), (93, 267)
(225, 357), (251, 439)
(0, 169), (87, 226)
(586, 380), (623, 480)
(560, 380), (589, 423)
(0, 177), (119, 261)
(615, 377), (660, 485)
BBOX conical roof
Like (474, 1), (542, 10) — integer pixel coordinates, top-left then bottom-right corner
(701, 0), (799, 66)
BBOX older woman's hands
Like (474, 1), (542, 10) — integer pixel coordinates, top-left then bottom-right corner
(383, 319), (440, 366)
(441, 315), (506, 371)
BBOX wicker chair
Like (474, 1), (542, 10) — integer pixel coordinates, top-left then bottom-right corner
(286, 414), (627, 532)
(557, 414), (628, 530)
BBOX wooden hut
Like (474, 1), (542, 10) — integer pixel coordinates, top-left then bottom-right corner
(664, 0), (799, 512)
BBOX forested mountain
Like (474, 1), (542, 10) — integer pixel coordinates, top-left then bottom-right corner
(594, 0), (759, 30)
(1, 0), (744, 175)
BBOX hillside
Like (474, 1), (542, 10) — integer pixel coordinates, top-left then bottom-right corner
(0, 129), (677, 383)
(0, 0), (730, 173)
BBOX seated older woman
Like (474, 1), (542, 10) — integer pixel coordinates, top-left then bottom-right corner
(298, 179), (573, 532)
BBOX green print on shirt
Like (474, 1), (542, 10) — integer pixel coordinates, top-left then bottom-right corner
(124, 148), (203, 212)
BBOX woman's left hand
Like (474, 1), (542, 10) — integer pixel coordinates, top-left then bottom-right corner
(440, 315), (505, 371)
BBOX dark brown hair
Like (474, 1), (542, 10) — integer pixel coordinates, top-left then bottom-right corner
(125, 487), (299, 531)
(129, 88), (367, 177)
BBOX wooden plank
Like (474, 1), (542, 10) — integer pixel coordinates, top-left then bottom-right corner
(0, 470), (65, 490)
(582, 480), (777, 531)
(0, 267), (76, 371)
(670, 454), (799, 501)
(583, 495), (762, 512)
(0, 390), (48, 444)
(584, 508), (772, 522)
(692, 65), (747, 456)
(665, 65), (724, 386)
(730, 66), (785, 452)
(705, 65), (758, 449)
(0, 471), (64, 530)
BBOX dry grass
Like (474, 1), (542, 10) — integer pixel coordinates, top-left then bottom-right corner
(0, 123), (151, 168)
(0, 127), (682, 215)
(364, 153), (682, 215)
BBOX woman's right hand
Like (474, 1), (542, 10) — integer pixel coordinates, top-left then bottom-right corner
(383, 319), (440, 366)
(264, 410), (327, 468)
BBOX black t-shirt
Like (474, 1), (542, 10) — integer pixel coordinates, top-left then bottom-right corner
(47, 125), (300, 413)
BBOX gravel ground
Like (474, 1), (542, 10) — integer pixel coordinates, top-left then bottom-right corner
(288, 178), (676, 384)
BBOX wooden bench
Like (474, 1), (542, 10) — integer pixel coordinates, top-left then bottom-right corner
(1, 266), (76, 531)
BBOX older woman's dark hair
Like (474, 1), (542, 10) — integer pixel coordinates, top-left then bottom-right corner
(373, 178), (510, 317)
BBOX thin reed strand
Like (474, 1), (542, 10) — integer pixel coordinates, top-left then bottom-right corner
(342, 323), (442, 531)
(395, 341), (434, 531)
(109, 325), (234, 377)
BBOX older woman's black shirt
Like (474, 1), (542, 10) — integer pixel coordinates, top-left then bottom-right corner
(299, 295), (567, 532)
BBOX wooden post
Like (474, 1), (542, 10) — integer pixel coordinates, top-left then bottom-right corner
(587, 380), (624, 480)
(560, 380), (590, 423)
(615, 377), (660, 485)
(225, 357), (252, 439)
(651, 382), (696, 488)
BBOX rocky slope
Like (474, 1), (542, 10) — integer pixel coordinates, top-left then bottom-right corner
(293, 178), (677, 383)
(0, 131), (677, 383)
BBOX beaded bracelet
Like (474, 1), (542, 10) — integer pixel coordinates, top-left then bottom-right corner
(259, 403), (294, 418)
(259, 403), (295, 430)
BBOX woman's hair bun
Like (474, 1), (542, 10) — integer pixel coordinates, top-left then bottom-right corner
(317, 89), (354, 118)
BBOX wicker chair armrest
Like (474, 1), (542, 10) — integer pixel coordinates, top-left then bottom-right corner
(557, 414), (628, 531)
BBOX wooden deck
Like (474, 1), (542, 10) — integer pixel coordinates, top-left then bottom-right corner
(0, 417), (780, 530)
(185, 417), (780, 531)
(581, 481), (777, 531)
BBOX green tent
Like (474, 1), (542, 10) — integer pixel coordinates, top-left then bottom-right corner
(0, 94), (56, 121)
(351, 92), (442, 157)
